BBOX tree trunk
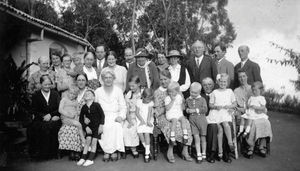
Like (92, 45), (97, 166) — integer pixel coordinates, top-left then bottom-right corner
(131, 0), (137, 54)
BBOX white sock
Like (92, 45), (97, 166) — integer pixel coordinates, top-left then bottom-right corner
(142, 142), (146, 148)
(245, 126), (251, 133)
(145, 145), (150, 155)
(183, 129), (188, 134)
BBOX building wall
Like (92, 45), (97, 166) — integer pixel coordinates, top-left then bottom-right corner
(11, 31), (87, 75)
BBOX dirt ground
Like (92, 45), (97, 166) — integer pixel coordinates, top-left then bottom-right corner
(5, 111), (300, 171)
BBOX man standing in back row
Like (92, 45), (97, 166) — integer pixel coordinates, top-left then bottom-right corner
(234, 45), (262, 88)
(185, 40), (218, 84)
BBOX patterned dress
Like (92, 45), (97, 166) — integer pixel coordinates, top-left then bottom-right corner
(154, 87), (193, 145)
(58, 88), (89, 152)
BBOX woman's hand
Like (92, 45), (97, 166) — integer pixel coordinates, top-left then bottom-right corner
(86, 127), (92, 134)
(43, 114), (51, 122)
(115, 116), (123, 123)
(98, 125), (103, 134)
(84, 117), (90, 125)
(51, 116), (60, 121)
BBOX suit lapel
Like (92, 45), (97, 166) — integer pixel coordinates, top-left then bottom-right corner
(242, 60), (251, 71)
(199, 56), (207, 73)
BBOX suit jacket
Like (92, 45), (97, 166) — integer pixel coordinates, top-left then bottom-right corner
(93, 59), (108, 76)
(186, 55), (218, 84)
(216, 58), (235, 88)
(32, 90), (61, 121)
(234, 59), (262, 88)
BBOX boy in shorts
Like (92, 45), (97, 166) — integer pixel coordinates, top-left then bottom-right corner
(186, 82), (208, 163)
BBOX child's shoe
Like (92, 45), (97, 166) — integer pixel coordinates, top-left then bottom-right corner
(196, 155), (202, 164)
(144, 154), (150, 163)
(76, 159), (85, 166)
(83, 160), (94, 166)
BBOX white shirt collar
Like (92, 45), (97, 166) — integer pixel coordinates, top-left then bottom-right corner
(158, 86), (167, 91)
(41, 90), (50, 103)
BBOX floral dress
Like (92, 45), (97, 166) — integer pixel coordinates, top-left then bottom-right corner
(154, 87), (193, 145)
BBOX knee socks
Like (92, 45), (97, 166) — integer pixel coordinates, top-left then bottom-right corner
(145, 145), (150, 155)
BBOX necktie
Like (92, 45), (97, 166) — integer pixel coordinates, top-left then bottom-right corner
(197, 58), (200, 67)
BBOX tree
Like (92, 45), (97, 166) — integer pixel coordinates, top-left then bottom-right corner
(60, 0), (123, 56)
(268, 41), (300, 90)
(111, 0), (236, 56)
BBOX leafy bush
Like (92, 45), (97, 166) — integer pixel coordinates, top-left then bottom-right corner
(264, 89), (300, 114)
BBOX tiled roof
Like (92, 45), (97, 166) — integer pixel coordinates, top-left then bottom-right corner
(0, 1), (93, 48)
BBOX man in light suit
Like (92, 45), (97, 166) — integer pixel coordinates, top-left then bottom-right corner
(234, 45), (262, 88)
(185, 40), (218, 84)
(214, 44), (235, 89)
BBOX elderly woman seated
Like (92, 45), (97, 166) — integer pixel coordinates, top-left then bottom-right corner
(153, 70), (193, 163)
(234, 69), (272, 159)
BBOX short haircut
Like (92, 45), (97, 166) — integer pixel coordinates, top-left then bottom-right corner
(76, 73), (88, 82)
(252, 81), (264, 90)
(141, 88), (154, 99)
(190, 82), (202, 92)
(167, 81), (180, 92)
(202, 77), (214, 85)
(38, 56), (49, 64)
(85, 89), (95, 96)
(100, 67), (116, 80)
(215, 44), (227, 52)
(68, 85), (79, 94)
(61, 54), (72, 61)
(84, 51), (95, 59)
(128, 75), (140, 84)
(40, 74), (52, 84)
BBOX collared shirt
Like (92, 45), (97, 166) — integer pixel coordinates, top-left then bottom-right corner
(241, 58), (248, 68)
(41, 90), (50, 104)
(168, 64), (191, 92)
(217, 57), (224, 64)
(195, 55), (204, 67)
(97, 58), (105, 69)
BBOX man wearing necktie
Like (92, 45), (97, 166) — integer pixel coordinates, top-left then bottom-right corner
(94, 45), (108, 78)
(234, 45), (262, 88)
(186, 40), (217, 85)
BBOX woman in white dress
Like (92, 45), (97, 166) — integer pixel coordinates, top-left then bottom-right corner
(94, 67), (127, 162)
(100, 51), (127, 92)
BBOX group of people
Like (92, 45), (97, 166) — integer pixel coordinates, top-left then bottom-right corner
(27, 40), (272, 167)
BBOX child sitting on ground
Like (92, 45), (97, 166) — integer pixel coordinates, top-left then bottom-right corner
(186, 82), (208, 163)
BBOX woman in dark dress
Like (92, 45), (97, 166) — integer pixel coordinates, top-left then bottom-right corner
(28, 75), (61, 160)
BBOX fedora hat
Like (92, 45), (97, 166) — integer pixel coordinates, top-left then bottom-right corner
(166, 50), (182, 58)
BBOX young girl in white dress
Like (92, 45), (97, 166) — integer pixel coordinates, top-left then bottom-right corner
(136, 88), (154, 163)
(206, 73), (237, 159)
(165, 81), (188, 145)
(238, 81), (268, 137)
(123, 76), (141, 158)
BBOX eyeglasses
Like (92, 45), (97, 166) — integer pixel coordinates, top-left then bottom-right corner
(77, 79), (86, 81)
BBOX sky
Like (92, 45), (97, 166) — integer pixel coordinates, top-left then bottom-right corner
(54, 0), (300, 95)
(225, 0), (300, 95)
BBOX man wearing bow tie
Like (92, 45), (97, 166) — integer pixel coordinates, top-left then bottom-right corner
(234, 45), (262, 88)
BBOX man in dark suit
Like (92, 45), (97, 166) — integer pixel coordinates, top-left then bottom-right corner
(119, 48), (135, 70)
(234, 45), (262, 88)
(186, 40), (217, 84)
(94, 45), (108, 76)
(214, 44), (235, 89)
